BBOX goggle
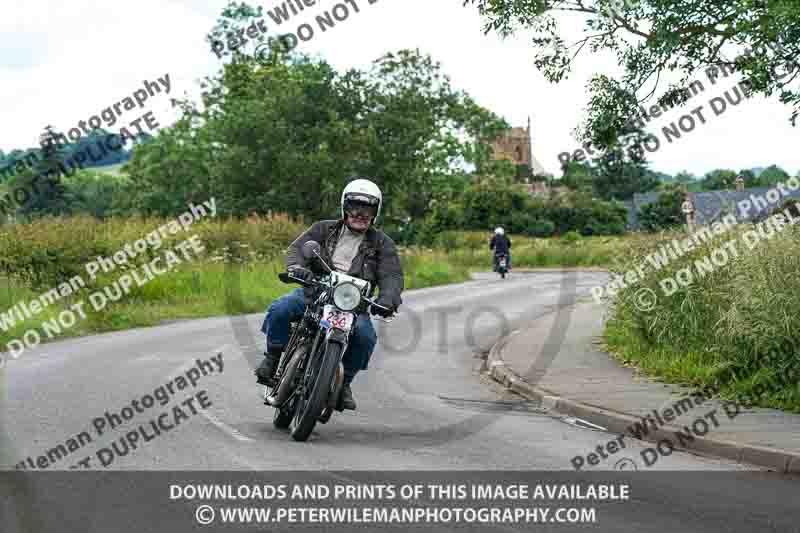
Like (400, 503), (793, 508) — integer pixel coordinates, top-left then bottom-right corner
(344, 195), (379, 219)
(344, 202), (378, 219)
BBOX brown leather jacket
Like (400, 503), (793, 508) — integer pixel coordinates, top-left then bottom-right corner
(286, 219), (404, 309)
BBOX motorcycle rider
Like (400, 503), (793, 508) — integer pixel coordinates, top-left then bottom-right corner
(490, 227), (511, 271)
(255, 178), (404, 410)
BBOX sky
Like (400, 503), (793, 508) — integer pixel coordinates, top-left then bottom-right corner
(2, 0), (799, 178)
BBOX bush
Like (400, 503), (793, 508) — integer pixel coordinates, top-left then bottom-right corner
(561, 230), (581, 244)
(0, 213), (305, 290)
(462, 180), (529, 231)
(771, 198), (800, 219)
(527, 220), (555, 238)
(638, 188), (684, 232)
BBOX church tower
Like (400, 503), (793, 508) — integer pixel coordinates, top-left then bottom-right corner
(486, 116), (548, 179)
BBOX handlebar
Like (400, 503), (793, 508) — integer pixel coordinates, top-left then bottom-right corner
(363, 295), (399, 322)
(278, 271), (398, 321)
(278, 271), (315, 286)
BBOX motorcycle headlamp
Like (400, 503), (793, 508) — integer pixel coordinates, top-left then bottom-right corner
(333, 282), (361, 311)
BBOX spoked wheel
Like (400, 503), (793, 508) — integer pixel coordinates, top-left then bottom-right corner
(289, 342), (342, 441)
(318, 364), (345, 424)
(273, 402), (293, 429)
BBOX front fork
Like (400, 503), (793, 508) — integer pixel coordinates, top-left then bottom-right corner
(325, 328), (350, 410)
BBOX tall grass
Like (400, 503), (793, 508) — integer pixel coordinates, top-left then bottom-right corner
(0, 215), (639, 353)
(605, 221), (800, 412)
(424, 230), (635, 270)
(0, 217), (479, 350)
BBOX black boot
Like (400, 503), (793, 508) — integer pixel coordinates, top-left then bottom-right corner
(255, 350), (281, 386)
(341, 384), (357, 410)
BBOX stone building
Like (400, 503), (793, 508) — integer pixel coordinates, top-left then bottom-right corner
(487, 117), (549, 178)
(481, 118), (561, 199)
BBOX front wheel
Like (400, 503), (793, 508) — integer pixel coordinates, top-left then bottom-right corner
(273, 405), (292, 428)
(500, 271), (506, 279)
(289, 341), (342, 441)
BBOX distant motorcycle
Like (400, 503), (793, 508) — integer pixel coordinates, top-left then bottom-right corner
(263, 241), (395, 441)
(495, 253), (509, 279)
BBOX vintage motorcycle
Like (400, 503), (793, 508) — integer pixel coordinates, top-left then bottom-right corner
(263, 241), (395, 441)
(495, 253), (509, 279)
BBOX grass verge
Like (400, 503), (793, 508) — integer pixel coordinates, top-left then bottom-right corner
(0, 253), (472, 352)
(604, 221), (800, 413)
(0, 219), (622, 355)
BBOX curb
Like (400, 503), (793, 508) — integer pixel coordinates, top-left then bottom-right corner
(486, 332), (800, 474)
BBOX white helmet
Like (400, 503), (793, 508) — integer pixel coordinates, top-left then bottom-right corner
(341, 178), (382, 221)
(495, 227), (504, 235)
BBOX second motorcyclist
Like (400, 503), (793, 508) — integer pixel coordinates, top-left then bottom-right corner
(490, 227), (511, 272)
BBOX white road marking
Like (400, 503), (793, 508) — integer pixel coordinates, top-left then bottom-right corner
(199, 410), (254, 442)
(167, 348), (254, 442)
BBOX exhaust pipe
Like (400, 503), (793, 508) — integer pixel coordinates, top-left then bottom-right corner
(265, 348), (304, 406)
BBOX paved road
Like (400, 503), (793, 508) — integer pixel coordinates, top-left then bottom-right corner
(1, 271), (769, 471)
(3, 272), (800, 532)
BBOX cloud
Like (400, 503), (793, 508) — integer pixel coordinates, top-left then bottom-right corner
(1, 0), (798, 177)
(0, 34), (50, 70)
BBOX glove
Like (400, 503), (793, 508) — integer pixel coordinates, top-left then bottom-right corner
(288, 266), (314, 283)
(302, 286), (316, 305)
(371, 299), (396, 318)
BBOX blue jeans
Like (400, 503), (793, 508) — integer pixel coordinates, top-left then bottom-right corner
(260, 288), (377, 384)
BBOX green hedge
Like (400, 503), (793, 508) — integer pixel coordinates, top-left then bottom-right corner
(387, 182), (628, 245)
(0, 214), (304, 290)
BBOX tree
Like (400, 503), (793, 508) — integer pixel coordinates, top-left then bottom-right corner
(758, 164), (790, 187)
(12, 126), (70, 217)
(205, 1), (267, 63)
(466, 0), (800, 150)
(462, 180), (529, 231)
(62, 170), (137, 218)
(515, 163), (533, 181)
(737, 169), (759, 187)
(127, 4), (508, 222)
(559, 161), (595, 192)
(589, 127), (660, 200)
(638, 186), (684, 232)
(702, 169), (737, 191)
(651, 170), (674, 183)
(674, 171), (697, 184)
(593, 155), (660, 200)
(358, 49), (508, 220)
(475, 157), (517, 182)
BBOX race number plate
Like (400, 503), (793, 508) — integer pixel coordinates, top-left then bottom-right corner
(321, 305), (354, 331)
(499, 258), (507, 267)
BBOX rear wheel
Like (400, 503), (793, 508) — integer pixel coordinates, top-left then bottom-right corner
(289, 342), (342, 441)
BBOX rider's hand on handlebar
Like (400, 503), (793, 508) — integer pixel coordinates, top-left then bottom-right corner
(370, 300), (396, 318)
(288, 266), (314, 283)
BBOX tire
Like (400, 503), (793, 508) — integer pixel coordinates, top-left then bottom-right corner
(273, 405), (292, 429)
(289, 342), (342, 442)
(501, 271), (506, 279)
